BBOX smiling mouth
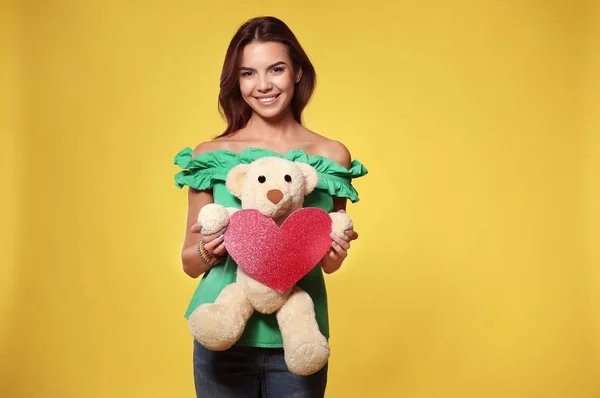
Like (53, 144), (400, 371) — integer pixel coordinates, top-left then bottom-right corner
(255, 94), (280, 104)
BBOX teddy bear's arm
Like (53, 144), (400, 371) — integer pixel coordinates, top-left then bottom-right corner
(329, 212), (353, 241)
(198, 203), (231, 236)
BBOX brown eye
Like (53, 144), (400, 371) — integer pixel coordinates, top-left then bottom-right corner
(258, 176), (266, 183)
(284, 175), (292, 182)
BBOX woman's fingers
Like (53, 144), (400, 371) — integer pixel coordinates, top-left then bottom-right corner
(202, 227), (226, 244)
(204, 233), (224, 251)
(330, 234), (349, 259)
(330, 233), (350, 251)
(197, 226), (226, 257)
(344, 229), (359, 241)
(211, 240), (227, 257)
(329, 244), (347, 259)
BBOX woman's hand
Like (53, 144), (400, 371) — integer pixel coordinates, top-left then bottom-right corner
(191, 223), (228, 258)
(321, 210), (359, 274)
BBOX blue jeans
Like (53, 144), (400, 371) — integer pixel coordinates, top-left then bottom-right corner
(193, 340), (328, 397)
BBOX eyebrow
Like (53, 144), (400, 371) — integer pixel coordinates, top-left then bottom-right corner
(239, 61), (287, 72)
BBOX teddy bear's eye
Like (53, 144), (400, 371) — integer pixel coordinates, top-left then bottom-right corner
(258, 175), (266, 183)
(284, 175), (292, 182)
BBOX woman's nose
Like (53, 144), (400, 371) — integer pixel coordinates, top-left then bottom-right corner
(257, 76), (272, 92)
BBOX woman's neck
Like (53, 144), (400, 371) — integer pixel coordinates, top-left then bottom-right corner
(243, 110), (300, 141)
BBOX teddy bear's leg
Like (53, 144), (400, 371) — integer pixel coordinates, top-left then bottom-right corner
(237, 267), (293, 314)
(188, 282), (254, 351)
(276, 286), (329, 376)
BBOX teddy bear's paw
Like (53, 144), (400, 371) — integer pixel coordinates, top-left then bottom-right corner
(284, 336), (330, 376)
(188, 304), (246, 351)
(198, 204), (230, 236)
(329, 212), (353, 241)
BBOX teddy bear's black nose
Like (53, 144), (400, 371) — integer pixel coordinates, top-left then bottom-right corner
(267, 189), (283, 204)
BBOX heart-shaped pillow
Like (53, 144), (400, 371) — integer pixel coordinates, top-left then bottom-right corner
(223, 208), (332, 293)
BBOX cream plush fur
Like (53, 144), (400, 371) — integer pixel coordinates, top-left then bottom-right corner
(188, 157), (353, 376)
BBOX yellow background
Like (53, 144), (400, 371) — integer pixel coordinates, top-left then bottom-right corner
(1, 0), (598, 397)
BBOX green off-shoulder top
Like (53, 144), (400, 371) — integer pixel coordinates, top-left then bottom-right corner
(173, 147), (368, 348)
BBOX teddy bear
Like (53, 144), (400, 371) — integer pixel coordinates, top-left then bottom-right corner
(188, 156), (353, 376)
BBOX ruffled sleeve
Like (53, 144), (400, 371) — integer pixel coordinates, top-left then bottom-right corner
(173, 147), (236, 190)
(309, 156), (368, 203)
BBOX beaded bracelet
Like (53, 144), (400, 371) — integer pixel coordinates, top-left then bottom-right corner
(197, 240), (220, 266)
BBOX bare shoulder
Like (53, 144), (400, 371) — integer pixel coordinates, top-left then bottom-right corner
(192, 139), (231, 157)
(311, 135), (352, 169)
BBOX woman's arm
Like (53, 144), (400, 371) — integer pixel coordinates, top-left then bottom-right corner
(321, 200), (357, 274)
(181, 189), (218, 278)
(180, 143), (226, 278)
(318, 141), (359, 274)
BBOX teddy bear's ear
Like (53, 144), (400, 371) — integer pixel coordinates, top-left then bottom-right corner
(226, 164), (249, 198)
(295, 162), (319, 195)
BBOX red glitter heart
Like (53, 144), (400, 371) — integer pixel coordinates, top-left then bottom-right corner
(224, 208), (332, 293)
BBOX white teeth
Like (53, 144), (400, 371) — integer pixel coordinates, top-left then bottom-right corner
(258, 96), (276, 103)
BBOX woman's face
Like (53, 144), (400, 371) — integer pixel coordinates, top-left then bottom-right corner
(238, 41), (301, 121)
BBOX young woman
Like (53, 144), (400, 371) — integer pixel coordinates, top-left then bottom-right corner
(173, 16), (367, 398)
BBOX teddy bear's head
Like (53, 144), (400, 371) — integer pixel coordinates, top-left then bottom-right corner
(226, 157), (319, 220)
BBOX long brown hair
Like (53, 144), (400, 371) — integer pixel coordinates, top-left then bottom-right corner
(216, 16), (317, 138)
